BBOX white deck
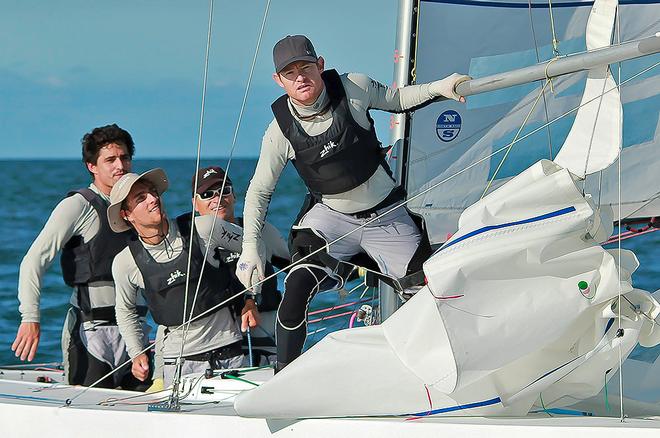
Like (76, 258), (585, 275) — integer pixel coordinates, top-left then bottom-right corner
(1, 377), (658, 438)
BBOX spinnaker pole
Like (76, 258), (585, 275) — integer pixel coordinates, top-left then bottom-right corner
(455, 33), (660, 97)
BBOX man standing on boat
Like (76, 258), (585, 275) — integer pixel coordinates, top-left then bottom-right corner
(12, 124), (149, 389)
(109, 168), (288, 386)
(236, 35), (469, 371)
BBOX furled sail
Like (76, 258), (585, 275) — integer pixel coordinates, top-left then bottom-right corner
(234, 160), (660, 418)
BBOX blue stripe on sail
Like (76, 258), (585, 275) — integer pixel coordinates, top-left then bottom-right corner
(440, 206), (577, 250)
(422, 0), (660, 8)
(410, 397), (502, 416)
(531, 408), (593, 416)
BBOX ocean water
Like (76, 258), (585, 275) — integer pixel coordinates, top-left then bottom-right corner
(0, 158), (658, 368)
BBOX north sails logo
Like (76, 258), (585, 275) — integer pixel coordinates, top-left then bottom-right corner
(203, 168), (217, 179)
(320, 141), (338, 158)
(167, 269), (185, 285)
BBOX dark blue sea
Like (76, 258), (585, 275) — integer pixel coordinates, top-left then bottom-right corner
(0, 158), (658, 367)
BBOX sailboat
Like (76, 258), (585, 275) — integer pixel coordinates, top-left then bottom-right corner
(1, 0), (659, 435)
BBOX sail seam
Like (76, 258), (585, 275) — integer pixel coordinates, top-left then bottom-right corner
(439, 206), (577, 251)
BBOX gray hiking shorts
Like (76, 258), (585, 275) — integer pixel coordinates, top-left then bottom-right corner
(297, 202), (422, 279)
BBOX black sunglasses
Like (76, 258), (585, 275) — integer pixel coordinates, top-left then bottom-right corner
(197, 185), (233, 200)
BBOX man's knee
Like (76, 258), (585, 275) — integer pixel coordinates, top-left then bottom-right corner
(278, 266), (324, 327)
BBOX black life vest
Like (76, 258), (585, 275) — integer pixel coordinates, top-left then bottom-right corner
(128, 214), (234, 327)
(60, 188), (134, 322)
(271, 69), (388, 195)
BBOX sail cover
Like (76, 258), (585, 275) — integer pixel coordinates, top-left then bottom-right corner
(404, 0), (660, 243)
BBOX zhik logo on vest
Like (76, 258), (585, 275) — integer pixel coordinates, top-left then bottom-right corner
(166, 269), (186, 285)
(320, 140), (339, 158)
(436, 110), (462, 142)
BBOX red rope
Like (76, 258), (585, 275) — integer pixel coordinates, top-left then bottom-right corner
(308, 298), (375, 316)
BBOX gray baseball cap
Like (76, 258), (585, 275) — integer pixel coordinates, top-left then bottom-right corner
(273, 35), (318, 73)
(107, 168), (169, 233)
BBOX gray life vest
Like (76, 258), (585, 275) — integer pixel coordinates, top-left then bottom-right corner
(271, 69), (389, 195)
(216, 217), (283, 314)
(128, 214), (236, 327)
(60, 188), (140, 323)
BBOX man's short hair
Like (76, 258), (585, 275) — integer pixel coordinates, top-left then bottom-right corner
(81, 124), (135, 171)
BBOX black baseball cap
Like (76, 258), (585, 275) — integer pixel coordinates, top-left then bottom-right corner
(273, 35), (318, 73)
(192, 166), (232, 195)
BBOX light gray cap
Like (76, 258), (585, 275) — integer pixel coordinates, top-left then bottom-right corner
(107, 168), (168, 233)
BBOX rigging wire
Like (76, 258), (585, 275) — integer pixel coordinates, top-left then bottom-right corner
(527, 0), (555, 158)
(173, 0), (273, 403)
(481, 80), (550, 199)
(171, 0), (216, 407)
(62, 57), (660, 408)
(615, 3), (625, 423)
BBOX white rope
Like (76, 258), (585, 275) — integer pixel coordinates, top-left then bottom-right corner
(547, 0), (561, 57)
(64, 57), (660, 407)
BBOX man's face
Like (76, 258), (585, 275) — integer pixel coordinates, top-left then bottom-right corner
(87, 143), (132, 194)
(122, 180), (163, 228)
(273, 58), (325, 106)
(194, 184), (236, 220)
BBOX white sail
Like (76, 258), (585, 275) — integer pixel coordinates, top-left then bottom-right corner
(400, 0), (660, 243)
(234, 160), (660, 418)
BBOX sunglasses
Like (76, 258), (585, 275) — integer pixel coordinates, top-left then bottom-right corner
(197, 185), (233, 200)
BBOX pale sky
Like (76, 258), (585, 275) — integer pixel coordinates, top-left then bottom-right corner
(0, 0), (398, 158)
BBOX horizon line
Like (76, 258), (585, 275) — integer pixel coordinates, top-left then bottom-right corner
(0, 155), (260, 161)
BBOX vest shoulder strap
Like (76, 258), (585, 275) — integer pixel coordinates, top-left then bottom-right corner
(67, 188), (105, 215)
(321, 69), (345, 102)
(271, 94), (292, 138)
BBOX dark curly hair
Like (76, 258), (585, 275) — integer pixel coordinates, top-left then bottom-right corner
(81, 124), (135, 175)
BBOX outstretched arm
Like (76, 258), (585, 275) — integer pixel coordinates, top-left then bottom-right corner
(343, 72), (469, 113)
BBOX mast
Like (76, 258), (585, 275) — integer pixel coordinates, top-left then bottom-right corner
(381, 0), (417, 320)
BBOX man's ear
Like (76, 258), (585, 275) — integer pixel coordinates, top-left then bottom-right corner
(120, 209), (132, 224)
(317, 56), (325, 73)
(86, 160), (98, 176)
(193, 197), (201, 214)
(273, 72), (285, 89)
